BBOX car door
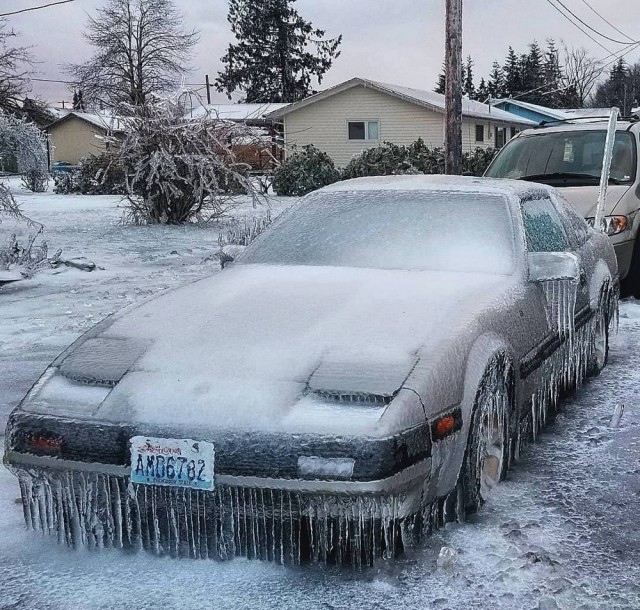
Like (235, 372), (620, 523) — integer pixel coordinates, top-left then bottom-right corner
(520, 195), (589, 318)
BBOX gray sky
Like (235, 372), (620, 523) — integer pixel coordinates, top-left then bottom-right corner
(5, 0), (640, 108)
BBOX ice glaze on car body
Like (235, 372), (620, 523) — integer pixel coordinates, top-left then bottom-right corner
(4, 175), (619, 563)
(485, 117), (640, 296)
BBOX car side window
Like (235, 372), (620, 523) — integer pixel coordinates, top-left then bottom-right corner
(554, 195), (591, 247)
(521, 197), (571, 252)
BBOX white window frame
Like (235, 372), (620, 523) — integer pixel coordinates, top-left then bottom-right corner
(347, 120), (380, 142)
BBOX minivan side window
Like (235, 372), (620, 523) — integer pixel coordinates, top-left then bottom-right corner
(521, 197), (571, 252)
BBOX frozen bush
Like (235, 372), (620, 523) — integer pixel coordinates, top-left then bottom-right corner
(52, 170), (80, 195)
(0, 111), (49, 192)
(272, 145), (340, 196)
(342, 140), (496, 179)
(77, 153), (127, 195)
(118, 97), (257, 224)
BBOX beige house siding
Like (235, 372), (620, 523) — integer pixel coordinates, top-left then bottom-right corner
(284, 85), (444, 167)
(48, 118), (108, 165)
(283, 85), (521, 166)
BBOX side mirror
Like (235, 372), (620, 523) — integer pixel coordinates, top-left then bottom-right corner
(527, 251), (579, 283)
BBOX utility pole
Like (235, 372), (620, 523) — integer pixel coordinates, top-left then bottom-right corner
(205, 74), (212, 105)
(445, 0), (463, 175)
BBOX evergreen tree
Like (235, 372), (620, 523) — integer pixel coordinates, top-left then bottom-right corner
(592, 59), (634, 115)
(216, 0), (342, 103)
(463, 55), (476, 99)
(542, 39), (563, 107)
(503, 47), (522, 98)
(72, 90), (86, 112)
(521, 42), (545, 104)
(477, 77), (488, 102)
(487, 61), (505, 98)
(434, 62), (446, 94)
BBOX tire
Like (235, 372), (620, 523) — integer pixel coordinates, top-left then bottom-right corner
(461, 356), (512, 515)
(621, 237), (640, 299)
(587, 305), (609, 377)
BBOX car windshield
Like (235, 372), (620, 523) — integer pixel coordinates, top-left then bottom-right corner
(485, 130), (637, 186)
(241, 190), (516, 275)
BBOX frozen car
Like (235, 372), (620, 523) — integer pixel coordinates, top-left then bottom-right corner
(485, 117), (640, 297)
(4, 176), (618, 564)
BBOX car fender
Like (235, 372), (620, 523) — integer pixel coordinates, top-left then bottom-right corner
(589, 259), (613, 311)
(430, 332), (516, 500)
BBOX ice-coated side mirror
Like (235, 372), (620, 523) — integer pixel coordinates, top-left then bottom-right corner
(527, 251), (580, 283)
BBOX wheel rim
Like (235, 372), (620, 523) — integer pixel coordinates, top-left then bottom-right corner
(594, 314), (607, 369)
(479, 391), (507, 500)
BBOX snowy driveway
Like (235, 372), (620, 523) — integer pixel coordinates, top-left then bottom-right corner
(1, 189), (639, 610)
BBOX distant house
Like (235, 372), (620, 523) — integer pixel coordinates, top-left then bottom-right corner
(46, 112), (126, 166)
(187, 103), (290, 171)
(266, 77), (535, 167)
(493, 99), (613, 124)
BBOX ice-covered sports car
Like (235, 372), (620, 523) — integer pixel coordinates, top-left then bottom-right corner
(4, 176), (618, 564)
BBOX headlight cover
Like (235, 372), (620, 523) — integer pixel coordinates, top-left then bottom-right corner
(587, 215), (629, 236)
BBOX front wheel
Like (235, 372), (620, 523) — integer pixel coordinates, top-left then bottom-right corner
(461, 357), (512, 514)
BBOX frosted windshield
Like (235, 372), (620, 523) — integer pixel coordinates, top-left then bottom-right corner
(486, 130), (637, 185)
(242, 191), (516, 275)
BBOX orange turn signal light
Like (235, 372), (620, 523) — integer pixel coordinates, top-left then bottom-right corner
(432, 409), (462, 441)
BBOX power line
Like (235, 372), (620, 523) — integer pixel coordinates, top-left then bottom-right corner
(578, 0), (636, 43)
(0, 0), (76, 18)
(550, 0), (638, 46)
(543, 0), (613, 54)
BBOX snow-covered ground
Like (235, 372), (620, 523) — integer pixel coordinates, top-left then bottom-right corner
(1, 185), (639, 610)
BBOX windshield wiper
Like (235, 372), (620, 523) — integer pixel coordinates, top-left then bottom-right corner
(519, 172), (600, 182)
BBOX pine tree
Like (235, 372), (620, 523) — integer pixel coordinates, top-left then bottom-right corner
(434, 62), (446, 94)
(477, 78), (488, 102)
(542, 39), (563, 107)
(521, 41), (545, 104)
(487, 62), (505, 98)
(463, 56), (476, 99)
(72, 90), (86, 112)
(503, 47), (522, 98)
(593, 59), (633, 115)
(216, 0), (342, 103)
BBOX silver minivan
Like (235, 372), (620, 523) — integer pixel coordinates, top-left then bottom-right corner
(485, 118), (640, 296)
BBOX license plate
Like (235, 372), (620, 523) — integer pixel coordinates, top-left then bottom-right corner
(129, 436), (215, 491)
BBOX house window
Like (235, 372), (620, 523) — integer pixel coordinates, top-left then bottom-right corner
(495, 127), (508, 149)
(348, 121), (379, 141)
(511, 127), (520, 139)
(475, 124), (485, 143)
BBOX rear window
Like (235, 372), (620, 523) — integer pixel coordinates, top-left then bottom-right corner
(486, 130), (637, 186)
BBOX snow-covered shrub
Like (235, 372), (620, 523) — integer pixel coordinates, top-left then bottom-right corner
(118, 97), (257, 225)
(223, 209), (273, 246)
(463, 147), (497, 176)
(52, 170), (80, 194)
(77, 153), (127, 195)
(272, 145), (340, 196)
(341, 140), (496, 179)
(0, 111), (49, 192)
(0, 182), (57, 274)
(341, 142), (417, 179)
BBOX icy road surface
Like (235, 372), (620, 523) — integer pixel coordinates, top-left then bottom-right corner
(1, 187), (640, 609)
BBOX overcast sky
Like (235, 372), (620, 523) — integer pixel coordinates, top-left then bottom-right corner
(5, 0), (640, 108)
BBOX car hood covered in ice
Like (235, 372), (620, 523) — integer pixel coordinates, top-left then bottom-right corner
(42, 265), (516, 435)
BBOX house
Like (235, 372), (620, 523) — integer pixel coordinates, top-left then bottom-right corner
(266, 77), (535, 167)
(187, 103), (290, 171)
(493, 99), (613, 124)
(46, 112), (126, 166)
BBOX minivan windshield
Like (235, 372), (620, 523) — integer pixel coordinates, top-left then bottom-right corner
(485, 130), (637, 186)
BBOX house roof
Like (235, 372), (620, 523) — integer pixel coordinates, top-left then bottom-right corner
(187, 103), (289, 122)
(494, 99), (618, 122)
(46, 111), (126, 133)
(266, 77), (536, 126)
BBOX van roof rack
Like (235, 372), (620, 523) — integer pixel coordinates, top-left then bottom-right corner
(535, 114), (640, 128)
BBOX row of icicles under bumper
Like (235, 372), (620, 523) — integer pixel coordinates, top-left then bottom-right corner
(12, 289), (618, 566)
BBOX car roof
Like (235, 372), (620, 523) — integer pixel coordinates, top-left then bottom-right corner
(317, 174), (555, 200)
(517, 119), (639, 136)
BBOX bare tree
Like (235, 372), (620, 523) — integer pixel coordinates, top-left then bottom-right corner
(68, 0), (198, 112)
(0, 19), (33, 115)
(561, 44), (603, 107)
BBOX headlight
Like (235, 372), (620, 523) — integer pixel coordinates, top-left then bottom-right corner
(587, 215), (629, 236)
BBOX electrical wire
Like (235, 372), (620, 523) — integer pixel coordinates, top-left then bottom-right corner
(578, 0), (636, 43)
(0, 0), (76, 18)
